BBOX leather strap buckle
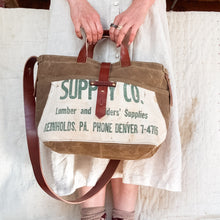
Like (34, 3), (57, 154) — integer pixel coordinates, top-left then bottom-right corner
(93, 62), (114, 118)
(90, 80), (116, 87)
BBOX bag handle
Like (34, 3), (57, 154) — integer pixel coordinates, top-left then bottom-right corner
(23, 56), (120, 204)
(77, 30), (131, 67)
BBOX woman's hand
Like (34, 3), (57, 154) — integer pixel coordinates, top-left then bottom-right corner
(67, 0), (103, 44)
(109, 0), (155, 47)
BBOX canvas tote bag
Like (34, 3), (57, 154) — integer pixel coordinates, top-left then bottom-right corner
(23, 31), (172, 204)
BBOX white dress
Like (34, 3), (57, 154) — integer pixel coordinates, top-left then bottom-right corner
(44, 0), (182, 195)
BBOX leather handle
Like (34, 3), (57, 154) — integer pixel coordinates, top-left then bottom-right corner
(77, 30), (131, 67)
(23, 56), (120, 204)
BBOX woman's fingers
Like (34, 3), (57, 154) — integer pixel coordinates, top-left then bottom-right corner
(96, 22), (104, 41)
(109, 15), (121, 42)
(89, 22), (98, 44)
(74, 20), (83, 39)
(68, 0), (103, 44)
(114, 24), (131, 47)
(86, 20), (103, 44)
(110, 21), (136, 47)
(109, 26), (116, 42)
(128, 26), (138, 46)
(80, 18), (103, 44)
(81, 19), (93, 43)
(88, 13), (103, 44)
(110, 0), (154, 46)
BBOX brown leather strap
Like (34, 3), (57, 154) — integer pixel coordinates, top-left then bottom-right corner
(23, 56), (120, 204)
(77, 30), (131, 67)
(95, 63), (111, 118)
(120, 43), (131, 67)
(77, 43), (95, 63)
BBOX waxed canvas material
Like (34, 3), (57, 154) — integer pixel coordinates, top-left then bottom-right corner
(35, 55), (170, 160)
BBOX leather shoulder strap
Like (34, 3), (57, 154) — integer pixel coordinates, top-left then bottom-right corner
(23, 56), (120, 204)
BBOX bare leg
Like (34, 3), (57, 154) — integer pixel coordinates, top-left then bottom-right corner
(79, 186), (107, 219)
(79, 185), (107, 208)
(111, 178), (138, 212)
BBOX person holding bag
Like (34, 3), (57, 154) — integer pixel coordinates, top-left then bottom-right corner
(42, 0), (182, 219)
(66, 0), (155, 219)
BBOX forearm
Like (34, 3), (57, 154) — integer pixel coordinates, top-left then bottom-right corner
(132, 0), (155, 11)
(66, 0), (103, 43)
(67, 0), (87, 7)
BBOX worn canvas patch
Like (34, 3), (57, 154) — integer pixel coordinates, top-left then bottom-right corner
(38, 79), (167, 146)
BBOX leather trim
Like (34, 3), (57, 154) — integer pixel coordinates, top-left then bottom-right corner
(77, 30), (130, 67)
(23, 57), (120, 204)
(90, 80), (116, 87)
(77, 43), (95, 63)
(95, 63), (111, 118)
(120, 44), (131, 67)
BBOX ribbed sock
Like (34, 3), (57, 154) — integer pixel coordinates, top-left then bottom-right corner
(80, 206), (106, 220)
(112, 208), (135, 220)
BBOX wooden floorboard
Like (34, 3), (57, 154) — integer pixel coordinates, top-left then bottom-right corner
(1, 0), (220, 11)
(16, 0), (49, 9)
(173, 0), (220, 11)
(0, 0), (5, 7)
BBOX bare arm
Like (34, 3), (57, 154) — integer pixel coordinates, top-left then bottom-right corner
(67, 0), (103, 44)
(110, 0), (155, 47)
(67, 0), (155, 46)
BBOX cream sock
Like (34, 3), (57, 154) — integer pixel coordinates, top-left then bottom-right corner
(80, 206), (106, 220)
(112, 208), (135, 220)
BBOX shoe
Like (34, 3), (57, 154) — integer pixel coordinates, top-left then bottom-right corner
(100, 213), (107, 220)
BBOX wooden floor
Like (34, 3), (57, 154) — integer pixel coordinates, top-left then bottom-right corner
(16, 0), (49, 9)
(167, 0), (220, 11)
(1, 0), (220, 11)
